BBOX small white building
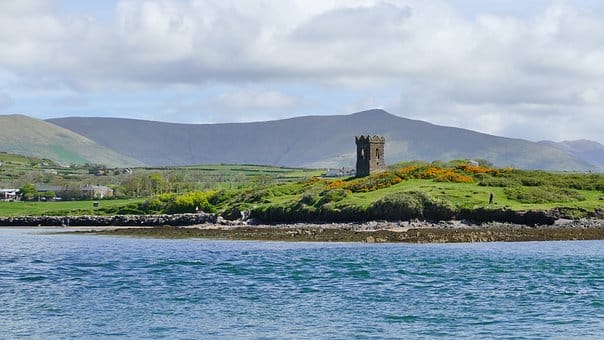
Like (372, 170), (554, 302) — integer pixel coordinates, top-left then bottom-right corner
(0, 189), (20, 201)
(81, 185), (114, 199)
(324, 167), (356, 177)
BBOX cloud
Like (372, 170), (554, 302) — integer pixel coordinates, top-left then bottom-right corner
(0, 0), (603, 142)
(1, 1), (602, 93)
(55, 95), (88, 107)
(216, 89), (297, 110)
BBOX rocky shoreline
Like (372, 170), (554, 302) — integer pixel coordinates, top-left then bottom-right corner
(2, 213), (604, 243)
(64, 218), (604, 243)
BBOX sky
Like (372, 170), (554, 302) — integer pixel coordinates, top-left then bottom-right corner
(1, 0), (604, 144)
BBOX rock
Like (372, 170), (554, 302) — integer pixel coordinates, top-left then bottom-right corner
(0, 213), (217, 227)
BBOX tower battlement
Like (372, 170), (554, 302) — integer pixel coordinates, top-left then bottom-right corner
(355, 135), (386, 177)
(355, 135), (386, 144)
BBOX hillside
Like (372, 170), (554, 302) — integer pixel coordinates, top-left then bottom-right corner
(539, 140), (604, 169)
(0, 115), (144, 167)
(48, 109), (594, 170)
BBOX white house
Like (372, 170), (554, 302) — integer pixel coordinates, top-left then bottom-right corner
(81, 185), (114, 199)
(0, 189), (20, 201)
(325, 167), (356, 177)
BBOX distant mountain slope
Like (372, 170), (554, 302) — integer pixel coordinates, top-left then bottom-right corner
(0, 115), (144, 167)
(48, 109), (595, 170)
(539, 140), (604, 169)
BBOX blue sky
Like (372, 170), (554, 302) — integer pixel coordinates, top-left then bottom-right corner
(1, 0), (604, 144)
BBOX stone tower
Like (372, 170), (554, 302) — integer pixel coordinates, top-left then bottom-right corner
(355, 135), (386, 177)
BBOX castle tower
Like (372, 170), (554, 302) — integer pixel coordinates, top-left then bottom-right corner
(355, 135), (386, 177)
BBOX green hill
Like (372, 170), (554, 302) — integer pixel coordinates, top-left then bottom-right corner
(0, 115), (144, 167)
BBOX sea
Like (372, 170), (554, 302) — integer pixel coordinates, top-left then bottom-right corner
(0, 228), (602, 339)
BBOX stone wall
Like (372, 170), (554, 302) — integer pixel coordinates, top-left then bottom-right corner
(0, 213), (216, 227)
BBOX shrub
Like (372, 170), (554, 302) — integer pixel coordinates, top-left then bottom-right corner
(139, 197), (164, 213)
(504, 186), (585, 204)
(345, 172), (403, 192)
(270, 183), (307, 196)
(116, 206), (145, 215)
(139, 193), (177, 213)
(416, 167), (474, 183)
(239, 188), (272, 203)
(298, 192), (320, 206)
(209, 190), (235, 206)
(434, 172), (474, 183)
(165, 190), (217, 214)
(369, 191), (428, 219)
(327, 179), (346, 189)
(520, 177), (547, 187)
(423, 199), (456, 221)
(456, 164), (497, 175)
(478, 177), (519, 187)
(369, 191), (456, 221)
(316, 188), (350, 206)
(393, 165), (420, 179)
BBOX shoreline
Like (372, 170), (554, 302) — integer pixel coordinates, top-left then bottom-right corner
(2, 213), (604, 243)
(56, 219), (604, 243)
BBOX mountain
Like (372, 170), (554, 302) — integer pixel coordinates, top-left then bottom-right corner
(539, 140), (604, 169)
(0, 114), (144, 167)
(47, 109), (596, 170)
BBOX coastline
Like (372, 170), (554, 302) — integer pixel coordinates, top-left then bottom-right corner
(60, 219), (604, 243)
(2, 213), (604, 243)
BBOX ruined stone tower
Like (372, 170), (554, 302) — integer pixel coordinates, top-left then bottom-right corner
(355, 135), (386, 177)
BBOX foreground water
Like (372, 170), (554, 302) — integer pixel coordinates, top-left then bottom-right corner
(0, 229), (602, 338)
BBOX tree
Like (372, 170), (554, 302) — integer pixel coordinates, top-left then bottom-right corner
(121, 175), (142, 197)
(149, 173), (169, 195)
(20, 183), (37, 201)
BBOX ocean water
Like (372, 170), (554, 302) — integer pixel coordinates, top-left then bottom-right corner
(0, 229), (602, 339)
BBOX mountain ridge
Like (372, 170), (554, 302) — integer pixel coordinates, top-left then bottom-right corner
(0, 114), (145, 167)
(538, 139), (604, 169)
(45, 109), (599, 170)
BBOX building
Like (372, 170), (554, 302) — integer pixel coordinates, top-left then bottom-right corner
(36, 185), (68, 194)
(355, 135), (386, 177)
(0, 189), (20, 201)
(324, 167), (355, 177)
(81, 185), (114, 199)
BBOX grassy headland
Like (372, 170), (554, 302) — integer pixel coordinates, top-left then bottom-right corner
(1, 154), (603, 225)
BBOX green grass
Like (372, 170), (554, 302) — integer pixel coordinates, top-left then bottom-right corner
(334, 179), (603, 211)
(228, 163), (604, 222)
(2, 156), (604, 221)
(0, 199), (145, 217)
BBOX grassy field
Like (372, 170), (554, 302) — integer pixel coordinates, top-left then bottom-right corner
(0, 151), (323, 197)
(0, 199), (146, 217)
(2, 153), (603, 222)
(337, 179), (604, 211)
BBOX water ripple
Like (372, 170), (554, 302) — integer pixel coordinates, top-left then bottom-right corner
(0, 229), (602, 338)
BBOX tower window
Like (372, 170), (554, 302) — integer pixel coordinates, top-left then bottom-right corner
(376, 148), (379, 159)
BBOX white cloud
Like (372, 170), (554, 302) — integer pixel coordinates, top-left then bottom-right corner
(217, 89), (297, 110)
(0, 0), (604, 142)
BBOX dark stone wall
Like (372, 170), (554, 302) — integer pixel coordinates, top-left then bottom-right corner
(0, 213), (217, 227)
(355, 135), (386, 177)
